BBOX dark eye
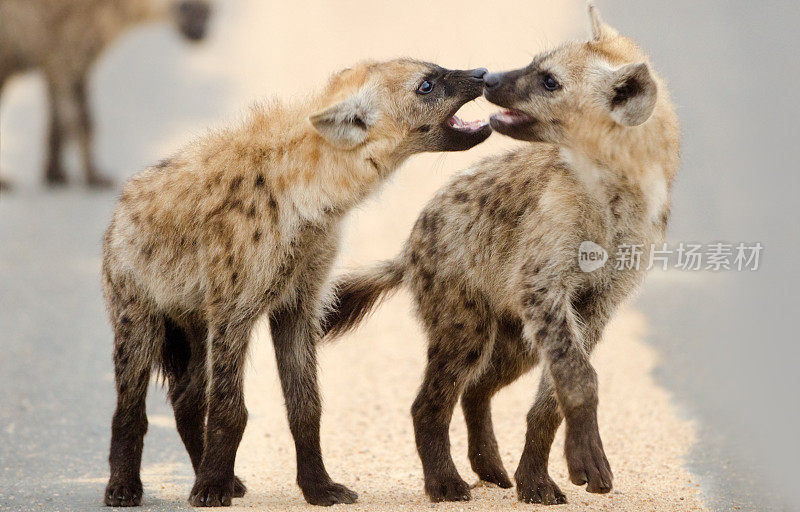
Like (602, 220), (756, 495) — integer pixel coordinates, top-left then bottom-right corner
(543, 74), (561, 91)
(417, 80), (434, 94)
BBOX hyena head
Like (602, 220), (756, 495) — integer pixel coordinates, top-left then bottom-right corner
(309, 59), (492, 156)
(484, 3), (668, 147)
(169, 0), (211, 42)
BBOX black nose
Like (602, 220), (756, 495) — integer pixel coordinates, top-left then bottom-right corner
(483, 72), (501, 89)
(468, 68), (488, 80)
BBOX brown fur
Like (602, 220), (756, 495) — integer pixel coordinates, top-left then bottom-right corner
(0, 0), (210, 188)
(324, 5), (679, 505)
(101, 58), (489, 507)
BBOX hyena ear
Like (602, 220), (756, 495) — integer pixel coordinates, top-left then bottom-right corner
(603, 62), (658, 126)
(587, 2), (618, 41)
(309, 87), (379, 148)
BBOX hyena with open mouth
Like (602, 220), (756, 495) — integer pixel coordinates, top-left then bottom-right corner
(102, 59), (490, 507)
(324, 4), (679, 505)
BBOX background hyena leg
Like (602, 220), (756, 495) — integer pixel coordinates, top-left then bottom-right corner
(189, 315), (253, 507)
(461, 319), (535, 489)
(270, 301), (358, 506)
(517, 289), (616, 503)
(164, 319), (247, 498)
(411, 292), (495, 502)
(105, 305), (163, 507)
(43, 76), (69, 186)
(0, 71), (10, 190)
(72, 71), (112, 187)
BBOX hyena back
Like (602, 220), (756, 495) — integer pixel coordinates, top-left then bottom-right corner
(103, 58), (490, 507)
(0, 0), (210, 188)
(324, 5), (679, 505)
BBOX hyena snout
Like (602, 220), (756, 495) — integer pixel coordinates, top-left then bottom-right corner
(464, 67), (489, 81)
(482, 72), (502, 89)
(451, 67), (489, 100)
(421, 67), (492, 152)
(174, 0), (211, 42)
(483, 68), (548, 142)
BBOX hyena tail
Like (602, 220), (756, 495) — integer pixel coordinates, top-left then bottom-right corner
(322, 257), (405, 339)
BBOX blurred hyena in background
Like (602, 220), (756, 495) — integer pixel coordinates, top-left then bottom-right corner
(0, 0), (211, 189)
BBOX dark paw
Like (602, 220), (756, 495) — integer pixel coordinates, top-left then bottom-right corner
(87, 172), (114, 189)
(0, 178), (11, 191)
(188, 478), (234, 507)
(300, 480), (358, 506)
(233, 476), (247, 498)
(516, 471), (567, 505)
(104, 480), (143, 507)
(564, 410), (613, 494)
(472, 459), (513, 489)
(425, 475), (472, 502)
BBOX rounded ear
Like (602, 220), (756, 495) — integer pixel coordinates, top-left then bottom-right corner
(587, 2), (618, 41)
(604, 62), (658, 126)
(309, 87), (378, 148)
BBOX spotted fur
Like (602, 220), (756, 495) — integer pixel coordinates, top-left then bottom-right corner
(101, 58), (489, 507)
(324, 5), (680, 505)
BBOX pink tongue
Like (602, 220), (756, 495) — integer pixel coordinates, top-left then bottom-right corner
(462, 119), (485, 129)
(494, 109), (532, 124)
(448, 115), (485, 130)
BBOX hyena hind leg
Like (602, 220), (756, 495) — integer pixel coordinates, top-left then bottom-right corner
(105, 299), (163, 507)
(188, 311), (257, 508)
(411, 289), (496, 502)
(461, 318), (536, 489)
(163, 318), (246, 498)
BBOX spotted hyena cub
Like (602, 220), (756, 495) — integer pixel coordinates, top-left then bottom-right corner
(102, 59), (489, 507)
(324, 5), (679, 505)
(0, 0), (211, 189)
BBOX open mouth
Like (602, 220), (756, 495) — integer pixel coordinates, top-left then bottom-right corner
(435, 98), (492, 151)
(445, 114), (489, 133)
(489, 109), (536, 128)
(488, 109), (540, 142)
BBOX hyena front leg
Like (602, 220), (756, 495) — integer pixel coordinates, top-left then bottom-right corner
(520, 275), (612, 495)
(411, 288), (496, 502)
(461, 319), (535, 489)
(516, 289), (616, 503)
(270, 298), (358, 506)
(515, 374), (567, 504)
(164, 320), (246, 498)
(188, 312), (255, 507)
(105, 297), (163, 507)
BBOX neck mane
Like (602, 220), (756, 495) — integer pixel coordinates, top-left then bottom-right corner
(227, 98), (405, 223)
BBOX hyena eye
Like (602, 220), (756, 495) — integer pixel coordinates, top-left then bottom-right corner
(417, 80), (434, 94)
(543, 74), (561, 91)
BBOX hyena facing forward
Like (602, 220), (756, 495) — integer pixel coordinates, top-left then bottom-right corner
(102, 59), (490, 507)
(0, 0), (211, 189)
(324, 5), (679, 504)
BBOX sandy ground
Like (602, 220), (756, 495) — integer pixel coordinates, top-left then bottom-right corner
(138, 300), (708, 511)
(1, 1), (711, 510)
